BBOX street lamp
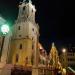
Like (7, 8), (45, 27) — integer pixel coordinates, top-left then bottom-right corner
(62, 48), (66, 53)
(1, 24), (9, 35)
(62, 48), (67, 69)
(0, 24), (10, 61)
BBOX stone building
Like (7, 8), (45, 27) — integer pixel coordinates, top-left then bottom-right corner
(0, 1), (63, 75)
(7, 0), (39, 67)
(60, 47), (75, 68)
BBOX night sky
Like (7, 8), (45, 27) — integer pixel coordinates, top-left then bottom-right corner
(0, 0), (73, 53)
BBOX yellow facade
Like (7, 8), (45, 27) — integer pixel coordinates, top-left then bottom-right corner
(8, 38), (33, 66)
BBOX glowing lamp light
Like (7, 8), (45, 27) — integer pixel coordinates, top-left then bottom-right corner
(62, 48), (66, 53)
(62, 68), (66, 74)
(1, 24), (9, 35)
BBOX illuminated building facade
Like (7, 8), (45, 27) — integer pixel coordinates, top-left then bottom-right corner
(60, 47), (75, 68)
(0, 1), (63, 75)
(7, 0), (39, 66)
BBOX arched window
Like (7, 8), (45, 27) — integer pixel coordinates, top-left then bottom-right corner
(25, 57), (28, 66)
(32, 28), (34, 31)
(32, 9), (33, 13)
(20, 44), (22, 49)
(32, 44), (34, 50)
(19, 35), (21, 37)
(18, 26), (20, 30)
(23, 6), (26, 11)
(16, 54), (19, 62)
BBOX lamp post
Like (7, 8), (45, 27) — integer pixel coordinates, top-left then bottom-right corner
(1, 24), (9, 35)
(0, 24), (9, 61)
(62, 48), (66, 53)
(62, 48), (67, 67)
(61, 48), (67, 75)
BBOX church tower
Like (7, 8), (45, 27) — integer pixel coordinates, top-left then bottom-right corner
(8, 0), (39, 66)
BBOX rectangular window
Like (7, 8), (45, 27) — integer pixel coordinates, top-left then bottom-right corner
(18, 26), (20, 30)
(32, 37), (33, 40)
(32, 44), (34, 50)
(16, 54), (19, 62)
(20, 44), (22, 49)
(32, 28), (34, 31)
(25, 57), (28, 65)
(19, 35), (21, 37)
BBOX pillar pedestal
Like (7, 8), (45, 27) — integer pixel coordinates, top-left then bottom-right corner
(32, 66), (39, 75)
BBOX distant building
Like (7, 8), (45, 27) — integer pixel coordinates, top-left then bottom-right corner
(67, 48), (75, 67)
(60, 47), (75, 68)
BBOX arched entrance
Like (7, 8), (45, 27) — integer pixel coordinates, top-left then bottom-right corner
(11, 66), (32, 75)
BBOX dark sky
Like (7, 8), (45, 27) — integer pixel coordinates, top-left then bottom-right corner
(0, 0), (73, 53)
